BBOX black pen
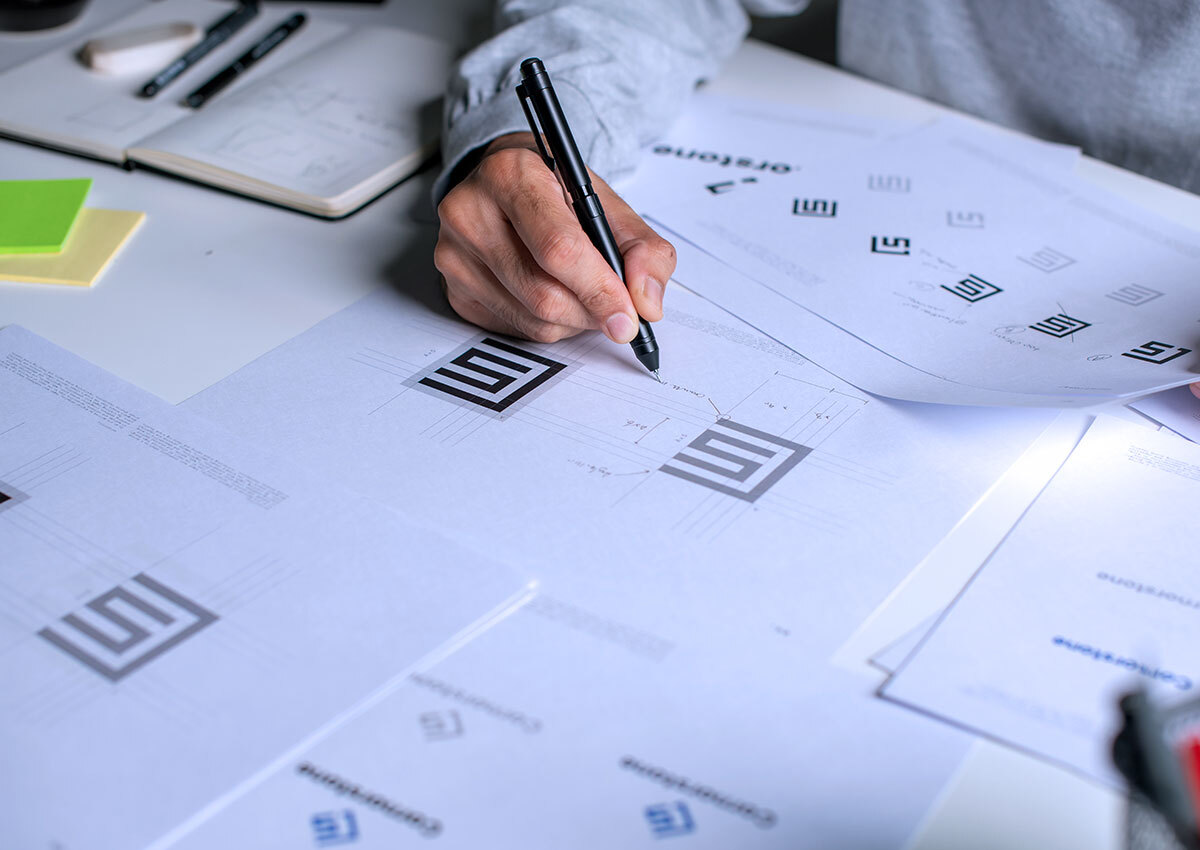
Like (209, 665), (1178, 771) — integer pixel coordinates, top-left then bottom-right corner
(139, 2), (259, 98)
(184, 13), (305, 109)
(516, 57), (662, 381)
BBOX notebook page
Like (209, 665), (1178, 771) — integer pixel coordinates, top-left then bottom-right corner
(128, 26), (450, 214)
(0, 0), (343, 162)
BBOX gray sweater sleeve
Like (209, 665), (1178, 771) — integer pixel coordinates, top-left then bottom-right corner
(435, 0), (755, 201)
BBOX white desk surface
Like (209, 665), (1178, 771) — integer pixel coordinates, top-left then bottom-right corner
(6, 4), (1199, 848)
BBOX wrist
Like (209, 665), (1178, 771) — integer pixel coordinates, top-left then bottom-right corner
(443, 133), (538, 194)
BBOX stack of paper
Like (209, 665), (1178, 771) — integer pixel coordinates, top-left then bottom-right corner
(181, 278), (1056, 661)
(631, 95), (1200, 406)
(12, 86), (1200, 849)
(619, 95), (1200, 791)
(1130, 386), (1200, 443)
(0, 178), (144, 287)
(178, 261), (1061, 844)
(881, 416), (1200, 784)
(0, 326), (530, 849)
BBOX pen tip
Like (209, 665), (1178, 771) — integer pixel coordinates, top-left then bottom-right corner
(653, 370), (663, 384)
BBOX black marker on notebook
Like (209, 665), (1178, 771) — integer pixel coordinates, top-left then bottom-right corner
(516, 57), (662, 382)
(184, 13), (305, 109)
(139, 2), (260, 98)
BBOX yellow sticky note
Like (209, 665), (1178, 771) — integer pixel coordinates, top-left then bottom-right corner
(0, 208), (144, 287)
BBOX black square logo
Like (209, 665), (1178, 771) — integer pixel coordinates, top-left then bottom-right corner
(410, 337), (569, 416)
(942, 274), (1002, 302)
(793, 198), (837, 218)
(1029, 313), (1091, 338)
(1120, 341), (1192, 365)
(0, 480), (28, 513)
(870, 236), (911, 256)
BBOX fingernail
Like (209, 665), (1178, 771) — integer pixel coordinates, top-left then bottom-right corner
(605, 313), (637, 343)
(644, 277), (664, 309)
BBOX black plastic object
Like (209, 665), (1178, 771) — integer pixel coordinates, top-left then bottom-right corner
(0, 0), (90, 32)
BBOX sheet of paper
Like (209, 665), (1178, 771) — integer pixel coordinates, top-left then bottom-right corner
(1130, 386), (1200, 443)
(620, 94), (1078, 216)
(183, 272), (1055, 662)
(655, 220), (1094, 408)
(169, 599), (972, 849)
(882, 415), (1200, 783)
(0, 326), (530, 850)
(615, 90), (918, 213)
(643, 118), (1200, 405)
(0, 208), (144, 286)
(0, 178), (90, 253)
(833, 411), (1091, 674)
(0, 0), (344, 162)
(869, 614), (937, 675)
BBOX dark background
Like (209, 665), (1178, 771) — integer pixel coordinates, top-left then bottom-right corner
(749, 0), (838, 65)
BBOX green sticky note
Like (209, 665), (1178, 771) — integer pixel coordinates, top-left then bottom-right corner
(0, 178), (92, 254)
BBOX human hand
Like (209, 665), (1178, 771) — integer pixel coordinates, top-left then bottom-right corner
(1192, 382), (1200, 400)
(435, 132), (675, 343)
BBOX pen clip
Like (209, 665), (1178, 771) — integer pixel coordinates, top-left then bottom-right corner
(516, 83), (554, 171)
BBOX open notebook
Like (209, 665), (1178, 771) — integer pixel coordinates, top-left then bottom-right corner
(0, 0), (450, 217)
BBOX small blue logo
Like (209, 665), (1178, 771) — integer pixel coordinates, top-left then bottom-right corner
(311, 809), (359, 846)
(644, 802), (696, 838)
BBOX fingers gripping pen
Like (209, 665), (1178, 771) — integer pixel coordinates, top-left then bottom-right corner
(516, 57), (662, 380)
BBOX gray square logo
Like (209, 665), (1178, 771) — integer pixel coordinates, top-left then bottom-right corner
(38, 573), (217, 682)
(659, 419), (811, 503)
(1018, 246), (1075, 273)
(946, 211), (985, 228)
(867, 174), (911, 193)
(1106, 284), (1164, 306)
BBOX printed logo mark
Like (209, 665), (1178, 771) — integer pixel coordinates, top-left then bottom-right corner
(0, 479), (28, 513)
(867, 174), (911, 193)
(1106, 284), (1164, 306)
(870, 236), (911, 256)
(1018, 246), (1075, 273)
(38, 573), (217, 682)
(659, 419), (811, 503)
(792, 198), (837, 218)
(312, 810), (359, 846)
(419, 710), (464, 741)
(706, 177), (757, 195)
(413, 337), (568, 414)
(946, 211), (985, 228)
(1028, 313), (1091, 338)
(1120, 341), (1192, 365)
(645, 802), (696, 838)
(942, 274), (1002, 302)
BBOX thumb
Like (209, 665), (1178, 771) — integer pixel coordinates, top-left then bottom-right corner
(594, 173), (676, 322)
